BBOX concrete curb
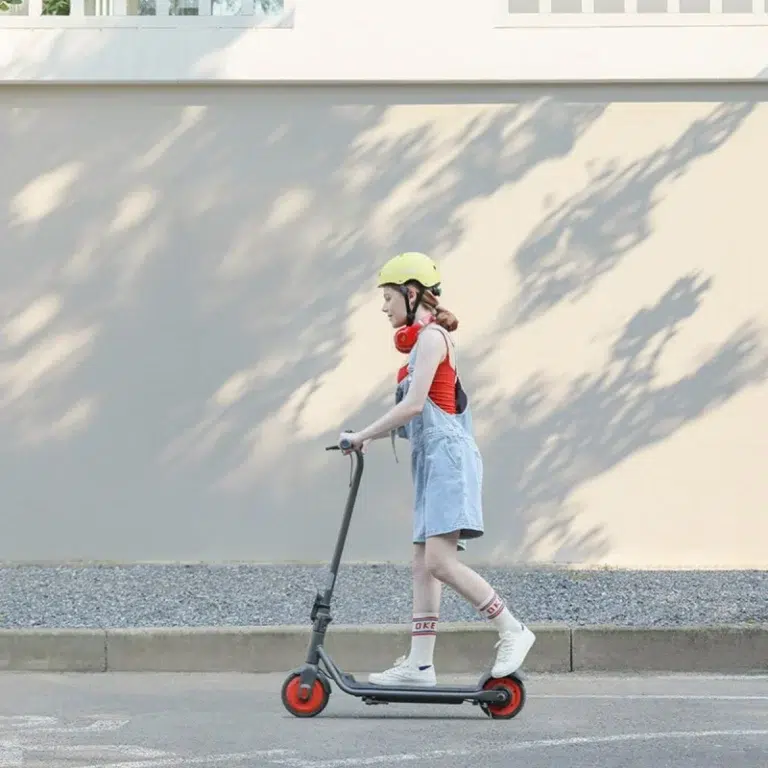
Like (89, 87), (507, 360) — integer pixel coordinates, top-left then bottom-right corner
(0, 629), (106, 672)
(0, 624), (766, 674)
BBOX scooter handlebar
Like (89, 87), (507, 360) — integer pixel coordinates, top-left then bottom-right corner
(325, 434), (357, 452)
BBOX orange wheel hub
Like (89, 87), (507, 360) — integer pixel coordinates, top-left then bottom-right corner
(281, 673), (330, 717)
(482, 676), (525, 719)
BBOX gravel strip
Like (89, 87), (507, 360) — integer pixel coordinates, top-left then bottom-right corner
(0, 565), (765, 629)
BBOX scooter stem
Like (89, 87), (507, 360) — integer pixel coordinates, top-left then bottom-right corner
(301, 444), (364, 700)
(323, 445), (364, 600)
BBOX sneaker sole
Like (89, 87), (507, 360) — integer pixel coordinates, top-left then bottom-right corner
(367, 677), (437, 687)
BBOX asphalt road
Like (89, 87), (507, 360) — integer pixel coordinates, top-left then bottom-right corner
(0, 672), (766, 767)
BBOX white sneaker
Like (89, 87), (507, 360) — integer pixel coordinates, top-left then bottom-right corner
(491, 624), (536, 678)
(368, 655), (437, 686)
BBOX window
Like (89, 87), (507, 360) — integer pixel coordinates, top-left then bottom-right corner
(0, 0), (292, 25)
(496, 0), (768, 24)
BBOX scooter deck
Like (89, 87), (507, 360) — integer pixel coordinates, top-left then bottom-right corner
(333, 672), (505, 705)
(341, 672), (482, 694)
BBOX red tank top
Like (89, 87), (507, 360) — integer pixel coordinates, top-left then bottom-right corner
(397, 350), (456, 415)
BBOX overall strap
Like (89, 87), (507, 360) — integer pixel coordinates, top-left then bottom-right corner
(430, 324), (468, 414)
(429, 323), (458, 377)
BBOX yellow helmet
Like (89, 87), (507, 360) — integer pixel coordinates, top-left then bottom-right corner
(377, 252), (441, 293)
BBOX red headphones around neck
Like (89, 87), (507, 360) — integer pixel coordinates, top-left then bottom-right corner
(394, 315), (435, 354)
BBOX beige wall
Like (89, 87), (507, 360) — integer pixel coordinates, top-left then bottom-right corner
(1, 83), (766, 567)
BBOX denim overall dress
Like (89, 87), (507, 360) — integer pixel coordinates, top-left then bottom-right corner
(393, 325), (484, 550)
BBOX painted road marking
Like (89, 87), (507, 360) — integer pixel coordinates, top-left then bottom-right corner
(530, 694), (768, 700)
(264, 730), (768, 767)
(0, 742), (21, 768)
(0, 716), (129, 734)
(80, 750), (295, 768)
(0, 716), (140, 767)
(2, 742), (295, 768)
(0, 743), (165, 767)
(0, 717), (294, 768)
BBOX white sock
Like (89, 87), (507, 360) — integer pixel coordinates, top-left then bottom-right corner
(475, 591), (523, 634)
(408, 613), (438, 668)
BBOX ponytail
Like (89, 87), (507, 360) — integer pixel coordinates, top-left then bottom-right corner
(420, 288), (459, 331)
(434, 305), (458, 332)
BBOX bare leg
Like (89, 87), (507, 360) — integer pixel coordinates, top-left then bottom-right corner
(424, 532), (536, 677)
(367, 544), (442, 685)
(408, 543), (442, 667)
(423, 532), (503, 606)
(412, 542), (442, 613)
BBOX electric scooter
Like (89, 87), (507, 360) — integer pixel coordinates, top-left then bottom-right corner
(280, 438), (526, 720)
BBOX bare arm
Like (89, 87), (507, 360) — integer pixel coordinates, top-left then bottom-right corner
(356, 328), (445, 443)
(366, 428), (395, 441)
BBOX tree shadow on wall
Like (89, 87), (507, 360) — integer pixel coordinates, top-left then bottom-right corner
(0, 82), (604, 562)
(325, 94), (765, 566)
(389, 96), (605, 256)
(504, 100), (756, 330)
(449, 98), (765, 564)
(467, 271), (768, 564)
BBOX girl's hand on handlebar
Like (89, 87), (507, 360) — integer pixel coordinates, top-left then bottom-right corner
(338, 431), (369, 454)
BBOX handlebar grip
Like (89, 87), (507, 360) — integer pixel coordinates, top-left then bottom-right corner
(324, 436), (355, 451)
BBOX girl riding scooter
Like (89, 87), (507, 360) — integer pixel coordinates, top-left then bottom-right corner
(338, 251), (536, 687)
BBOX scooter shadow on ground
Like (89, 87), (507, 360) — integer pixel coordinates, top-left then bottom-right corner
(280, 441), (527, 721)
(314, 711), (503, 720)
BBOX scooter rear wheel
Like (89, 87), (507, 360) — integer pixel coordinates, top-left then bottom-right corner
(281, 672), (331, 718)
(481, 675), (525, 719)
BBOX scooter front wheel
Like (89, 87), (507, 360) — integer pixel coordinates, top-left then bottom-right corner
(281, 671), (331, 718)
(481, 675), (526, 719)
